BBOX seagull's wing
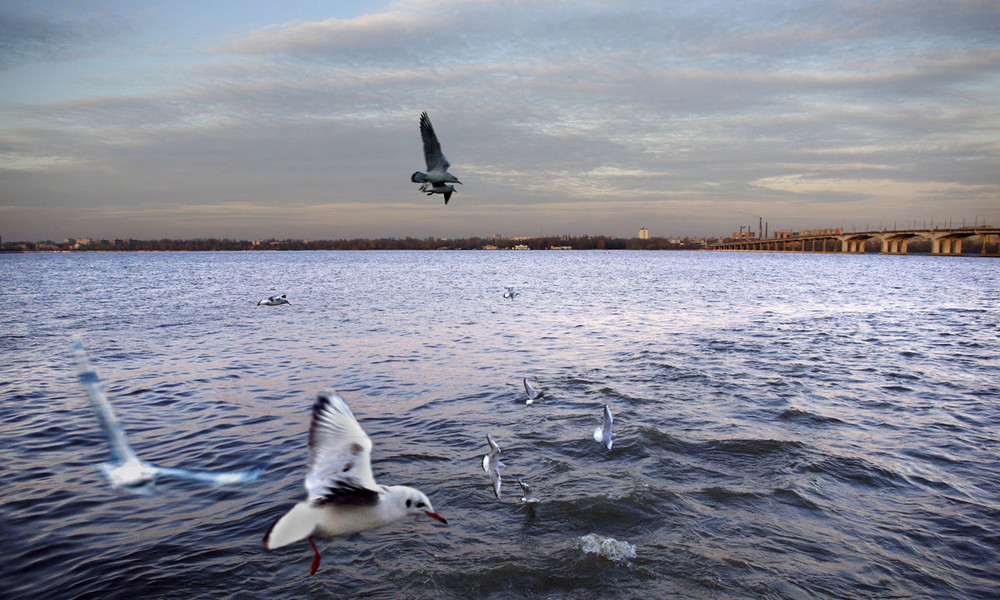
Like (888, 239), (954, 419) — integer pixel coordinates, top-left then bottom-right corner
(523, 378), (539, 400)
(489, 466), (502, 499)
(306, 392), (380, 506)
(72, 339), (139, 465)
(420, 111), (449, 172)
(518, 479), (531, 498)
(152, 465), (264, 485)
(602, 405), (614, 449)
(486, 433), (500, 457)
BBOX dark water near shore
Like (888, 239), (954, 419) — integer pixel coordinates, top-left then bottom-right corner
(1, 250), (998, 599)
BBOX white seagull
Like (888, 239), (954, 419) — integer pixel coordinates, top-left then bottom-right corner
(593, 404), (613, 450)
(263, 392), (447, 575)
(503, 286), (520, 300)
(72, 338), (263, 492)
(258, 294), (290, 306)
(523, 378), (542, 405)
(517, 479), (539, 504)
(481, 434), (504, 499)
(411, 111), (461, 204)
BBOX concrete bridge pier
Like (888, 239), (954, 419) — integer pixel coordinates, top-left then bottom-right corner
(931, 232), (974, 255)
(982, 234), (1000, 257)
(881, 234), (916, 254)
(841, 238), (867, 253)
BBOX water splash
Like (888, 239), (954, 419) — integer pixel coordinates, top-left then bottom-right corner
(579, 533), (636, 564)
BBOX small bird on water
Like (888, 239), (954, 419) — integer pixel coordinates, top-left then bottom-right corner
(593, 404), (613, 450)
(517, 479), (539, 504)
(482, 434), (504, 499)
(258, 294), (290, 306)
(411, 111), (462, 204)
(263, 392), (447, 575)
(523, 378), (542, 404)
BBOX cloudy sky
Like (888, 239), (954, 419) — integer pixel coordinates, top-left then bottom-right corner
(1, 0), (998, 241)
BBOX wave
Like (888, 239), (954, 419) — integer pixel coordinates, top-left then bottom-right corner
(578, 533), (636, 564)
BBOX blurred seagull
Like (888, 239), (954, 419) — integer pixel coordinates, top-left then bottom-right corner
(258, 294), (290, 306)
(263, 392), (447, 575)
(482, 434), (504, 499)
(72, 338), (263, 492)
(411, 111), (461, 204)
(517, 479), (539, 504)
(503, 286), (520, 300)
(523, 378), (542, 405)
(593, 404), (613, 450)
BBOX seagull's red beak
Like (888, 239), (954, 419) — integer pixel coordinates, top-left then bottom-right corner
(425, 511), (448, 525)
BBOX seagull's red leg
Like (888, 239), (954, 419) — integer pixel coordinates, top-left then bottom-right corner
(308, 536), (322, 576)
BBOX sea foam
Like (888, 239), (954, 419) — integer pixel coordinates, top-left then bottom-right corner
(579, 533), (636, 564)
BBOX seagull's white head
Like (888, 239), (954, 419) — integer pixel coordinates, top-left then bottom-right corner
(385, 485), (448, 524)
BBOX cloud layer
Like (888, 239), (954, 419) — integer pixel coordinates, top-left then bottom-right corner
(2, 0), (998, 241)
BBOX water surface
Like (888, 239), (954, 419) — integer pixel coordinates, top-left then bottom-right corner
(1, 251), (997, 599)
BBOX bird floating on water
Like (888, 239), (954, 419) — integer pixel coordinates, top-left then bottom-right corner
(523, 378), (542, 405)
(517, 479), (539, 504)
(504, 286), (520, 300)
(411, 111), (461, 204)
(482, 434), (504, 499)
(263, 392), (447, 575)
(258, 294), (290, 306)
(72, 338), (263, 492)
(593, 404), (613, 450)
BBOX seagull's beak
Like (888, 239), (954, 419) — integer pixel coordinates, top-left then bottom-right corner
(455, 180), (462, 185)
(425, 511), (448, 525)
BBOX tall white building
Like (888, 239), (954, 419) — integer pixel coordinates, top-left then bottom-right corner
(638, 228), (649, 240)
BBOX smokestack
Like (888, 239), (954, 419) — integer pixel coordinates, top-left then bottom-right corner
(759, 217), (762, 239)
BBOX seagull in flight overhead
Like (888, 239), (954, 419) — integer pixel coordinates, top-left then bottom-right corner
(411, 111), (461, 204)
(482, 434), (504, 499)
(72, 338), (263, 492)
(263, 392), (447, 575)
(258, 294), (290, 306)
(593, 404), (613, 450)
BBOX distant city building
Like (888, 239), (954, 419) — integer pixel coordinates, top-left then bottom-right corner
(638, 227), (649, 240)
(733, 231), (756, 240)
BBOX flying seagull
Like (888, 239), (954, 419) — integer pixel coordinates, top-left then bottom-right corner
(481, 434), (504, 499)
(593, 404), (613, 450)
(258, 294), (290, 306)
(411, 111), (461, 204)
(72, 338), (263, 492)
(263, 392), (447, 575)
(517, 479), (539, 504)
(503, 286), (520, 300)
(523, 378), (542, 405)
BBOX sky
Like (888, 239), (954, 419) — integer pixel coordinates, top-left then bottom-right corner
(1, 0), (998, 242)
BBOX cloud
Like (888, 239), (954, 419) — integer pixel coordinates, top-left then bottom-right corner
(0, 5), (134, 71)
(1, 0), (998, 240)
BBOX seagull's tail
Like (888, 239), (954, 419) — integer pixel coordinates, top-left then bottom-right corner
(264, 502), (321, 550)
(411, 171), (429, 183)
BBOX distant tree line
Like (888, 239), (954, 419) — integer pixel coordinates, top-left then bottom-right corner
(2, 235), (711, 252)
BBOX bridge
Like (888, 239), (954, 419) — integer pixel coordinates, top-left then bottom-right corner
(706, 226), (1000, 256)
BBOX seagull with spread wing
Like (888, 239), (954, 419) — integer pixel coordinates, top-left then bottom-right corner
(72, 338), (263, 492)
(263, 392), (447, 575)
(411, 111), (462, 204)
